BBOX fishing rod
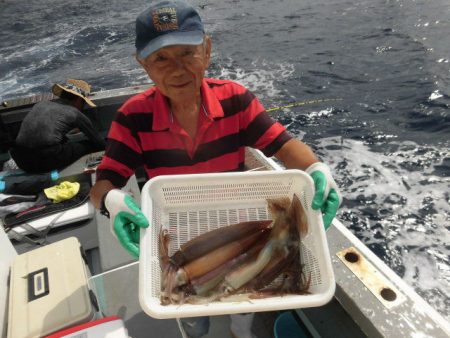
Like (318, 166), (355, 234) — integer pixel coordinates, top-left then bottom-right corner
(266, 98), (343, 113)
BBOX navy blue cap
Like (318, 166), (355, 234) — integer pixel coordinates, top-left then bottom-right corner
(135, 0), (205, 60)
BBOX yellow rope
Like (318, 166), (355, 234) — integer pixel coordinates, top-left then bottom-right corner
(266, 98), (343, 112)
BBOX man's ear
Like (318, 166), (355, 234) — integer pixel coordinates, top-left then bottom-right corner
(135, 54), (145, 68)
(204, 35), (212, 68)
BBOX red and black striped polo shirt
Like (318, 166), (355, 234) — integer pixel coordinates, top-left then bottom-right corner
(96, 78), (292, 187)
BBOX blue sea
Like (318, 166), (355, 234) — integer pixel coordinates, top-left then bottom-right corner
(1, 0), (449, 320)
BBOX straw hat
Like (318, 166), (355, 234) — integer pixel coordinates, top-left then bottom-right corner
(52, 79), (96, 107)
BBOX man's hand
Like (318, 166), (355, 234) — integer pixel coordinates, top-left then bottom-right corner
(102, 189), (149, 257)
(306, 162), (342, 230)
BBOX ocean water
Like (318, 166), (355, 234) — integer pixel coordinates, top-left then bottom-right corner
(1, 0), (449, 321)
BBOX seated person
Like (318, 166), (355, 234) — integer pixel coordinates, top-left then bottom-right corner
(10, 79), (106, 173)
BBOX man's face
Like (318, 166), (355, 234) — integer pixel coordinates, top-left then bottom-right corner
(139, 37), (211, 104)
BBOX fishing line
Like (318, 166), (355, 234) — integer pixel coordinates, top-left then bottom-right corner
(266, 97), (346, 153)
(266, 98), (343, 112)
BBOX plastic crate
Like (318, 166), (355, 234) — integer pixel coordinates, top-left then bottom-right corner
(139, 170), (335, 319)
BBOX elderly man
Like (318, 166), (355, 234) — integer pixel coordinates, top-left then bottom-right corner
(90, 1), (341, 337)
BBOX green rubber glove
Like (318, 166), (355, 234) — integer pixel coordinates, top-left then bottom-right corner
(306, 162), (342, 230)
(104, 189), (149, 257)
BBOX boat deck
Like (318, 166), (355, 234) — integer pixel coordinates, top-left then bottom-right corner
(90, 262), (368, 338)
(1, 87), (449, 337)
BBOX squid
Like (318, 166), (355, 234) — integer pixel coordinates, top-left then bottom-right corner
(188, 239), (269, 296)
(159, 194), (310, 305)
(170, 220), (273, 266)
(216, 195), (305, 294)
(174, 228), (271, 286)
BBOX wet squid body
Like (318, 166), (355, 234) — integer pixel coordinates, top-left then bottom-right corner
(159, 195), (311, 305)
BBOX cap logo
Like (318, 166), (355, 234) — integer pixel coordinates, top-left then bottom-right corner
(152, 7), (178, 32)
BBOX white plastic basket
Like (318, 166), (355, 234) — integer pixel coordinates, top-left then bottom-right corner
(139, 169), (335, 319)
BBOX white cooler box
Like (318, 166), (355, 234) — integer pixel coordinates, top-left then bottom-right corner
(45, 316), (129, 338)
(7, 237), (99, 338)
